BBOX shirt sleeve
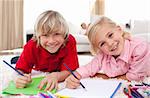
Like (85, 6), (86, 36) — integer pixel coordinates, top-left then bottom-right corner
(76, 54), (102, 78)
(60, 34), (79, 71)
(15, 40), (35, 73)
(126, 41), (150, 81)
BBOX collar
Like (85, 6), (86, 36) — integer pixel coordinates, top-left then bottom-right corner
(117, 39), (130, 63)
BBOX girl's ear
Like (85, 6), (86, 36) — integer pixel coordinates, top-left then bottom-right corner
(116, 25), (122, 31)
(116, 25), (124, 35)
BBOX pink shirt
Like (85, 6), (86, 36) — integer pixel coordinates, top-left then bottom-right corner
(77, 37), (150, 81)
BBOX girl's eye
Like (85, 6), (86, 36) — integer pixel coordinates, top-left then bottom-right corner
(100, 42), (105, 47)
(108, 33), (113, 38)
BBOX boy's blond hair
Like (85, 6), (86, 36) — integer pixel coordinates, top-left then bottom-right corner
(87, 16), (126, 55)
(33, 10), (69, 45)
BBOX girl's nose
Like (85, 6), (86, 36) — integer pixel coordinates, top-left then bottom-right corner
(108, 41), (113, 46)
(107, 39), (113, 46)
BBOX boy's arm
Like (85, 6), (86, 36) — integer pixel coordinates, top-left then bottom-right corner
(60, 34), (79, 71)
(15, 41), (35, 73)
(49, 71), (70, 82)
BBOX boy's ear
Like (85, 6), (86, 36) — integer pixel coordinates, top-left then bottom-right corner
(64, 33), (68, 39)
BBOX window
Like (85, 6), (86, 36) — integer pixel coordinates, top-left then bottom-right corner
(105, 0), (150, 24)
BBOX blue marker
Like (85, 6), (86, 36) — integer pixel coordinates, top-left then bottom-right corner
(110, 82), (122, 98)
(3, 60), (24, 76)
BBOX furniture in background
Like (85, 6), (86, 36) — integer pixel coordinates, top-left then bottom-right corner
(125, 20), (150, 42)
(133, 33), (150, 42)
(25, 22), (91, 53)
(129, 20), (150, 34)
(68, 22), (90, 52)
(26, 30), (34, 42)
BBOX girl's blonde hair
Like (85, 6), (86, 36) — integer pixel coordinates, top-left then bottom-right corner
(86, 16), (119, 55)
(33, 10), (69, 45)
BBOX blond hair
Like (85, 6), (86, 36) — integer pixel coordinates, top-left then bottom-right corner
(87, 16), (118, 55)
(33, 10), (69, 45)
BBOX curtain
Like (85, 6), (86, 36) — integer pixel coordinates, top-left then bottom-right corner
(0, 0), (23, 51)
(91, 0), (105, 15)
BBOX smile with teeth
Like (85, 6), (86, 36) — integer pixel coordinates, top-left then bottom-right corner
(110, 42), (118, 51)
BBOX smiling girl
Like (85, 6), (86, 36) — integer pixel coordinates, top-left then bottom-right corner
(65, 16), (150, 89)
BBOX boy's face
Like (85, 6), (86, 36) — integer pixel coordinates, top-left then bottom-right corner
(40, 32), (65, 53)
(95, 24), (124, 56)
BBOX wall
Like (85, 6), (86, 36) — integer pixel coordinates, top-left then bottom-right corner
(24, 0), (90, 44)
(105, 0), (150, 23)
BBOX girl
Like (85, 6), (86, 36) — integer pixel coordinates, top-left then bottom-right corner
(65, 16), (150, 89)
(15, 10), (79, 91)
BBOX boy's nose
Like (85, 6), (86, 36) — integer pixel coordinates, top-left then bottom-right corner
(47, 36), (55, 44)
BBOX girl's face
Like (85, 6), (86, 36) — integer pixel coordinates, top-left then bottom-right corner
(95, 24), (124, 56)
(40, 32), (65, 53)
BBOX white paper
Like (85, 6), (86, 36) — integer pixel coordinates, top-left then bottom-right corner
(56, 78), (121, 98)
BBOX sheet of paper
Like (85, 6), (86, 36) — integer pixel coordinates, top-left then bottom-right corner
(56, 78), (121, 98)
(2, 77), (48, 95)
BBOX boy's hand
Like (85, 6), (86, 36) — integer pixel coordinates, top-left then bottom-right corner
(65, 71), (81, 89)
(38, 72), (58, 91)
(15, 74), (32, 88)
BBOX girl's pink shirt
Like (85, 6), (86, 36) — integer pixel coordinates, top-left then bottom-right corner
(77, 37), (150, 81)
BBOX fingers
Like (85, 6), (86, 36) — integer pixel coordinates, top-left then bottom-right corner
(123, 32), (131, 40)
(27, 74), (32, 83)
(65, 75), (80, 89)
(15, 74), (32, 88)
(38, 78), (58, 91)
(74, 71), (82, 80)
(45, 81), (58, 91)
(38, 78), (47, 90)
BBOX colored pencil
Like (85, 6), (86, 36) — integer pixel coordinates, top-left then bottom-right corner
(3, 60), (24, 76)
(63, 63), (87, 91)
(110, 82), (122, 98)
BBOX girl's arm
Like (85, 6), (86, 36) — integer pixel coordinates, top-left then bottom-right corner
(126, 41), (150, 81)
(115, 74), (129, 81)
(76, 54), (103, 78)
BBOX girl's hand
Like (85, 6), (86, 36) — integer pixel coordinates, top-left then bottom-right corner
(65, 71), (81, 89)
(123, 32), (131, 40)
(38, 72), (58, 91)
(116, 74), (129, 81)
(14, 74), (32, 88)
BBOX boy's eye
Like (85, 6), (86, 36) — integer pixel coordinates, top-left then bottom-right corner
(42, 34), (48, 37)
(54, 33), (60, 35)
